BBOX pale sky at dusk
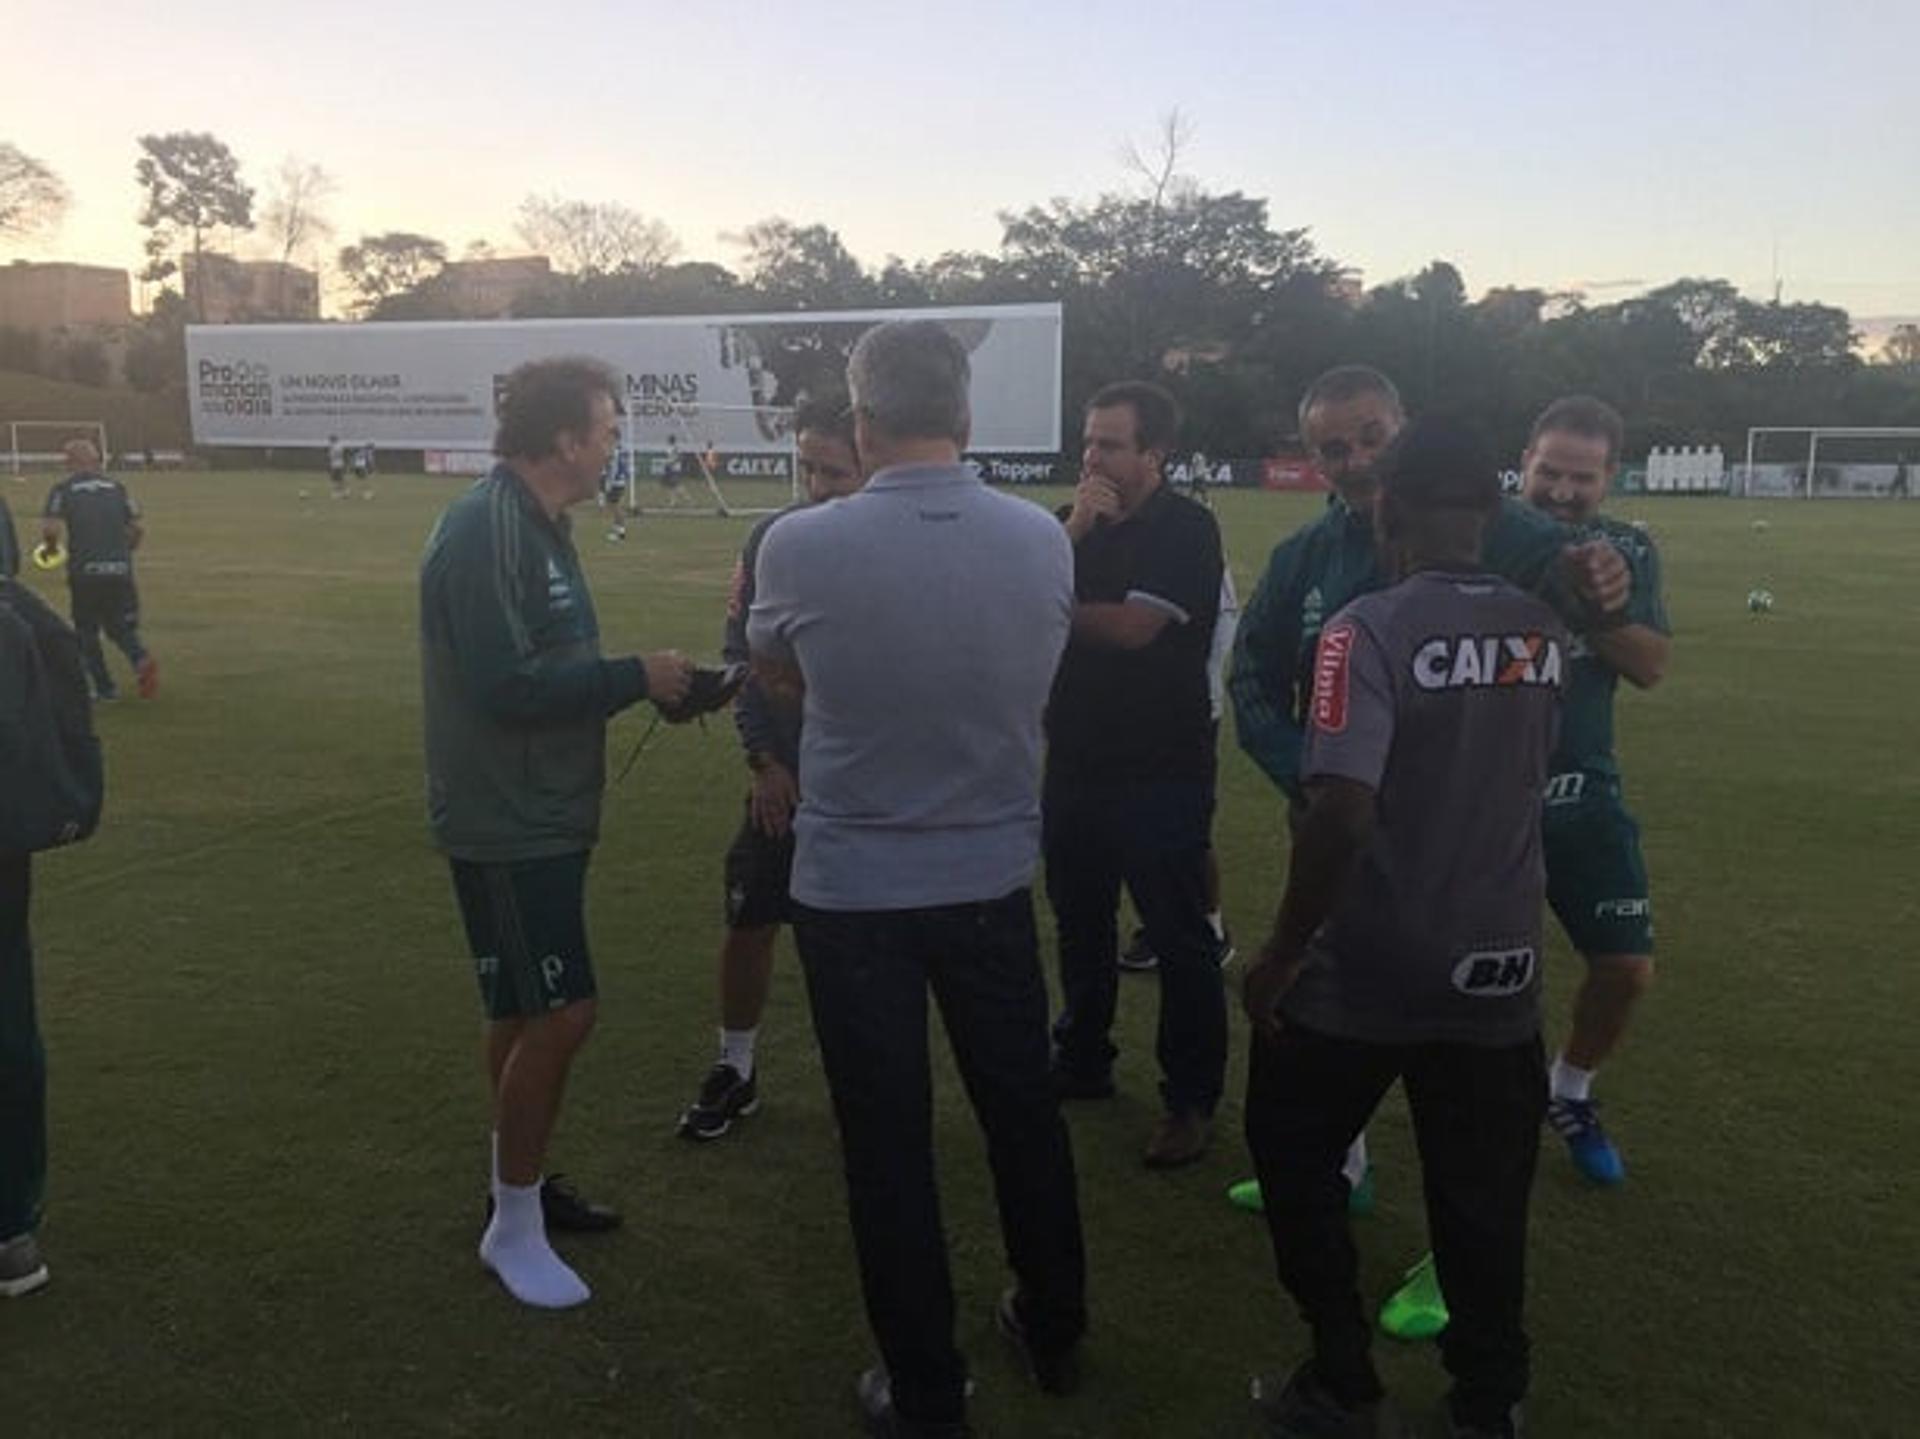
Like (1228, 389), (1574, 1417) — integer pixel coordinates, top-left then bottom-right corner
(8, 0), (1917, 320)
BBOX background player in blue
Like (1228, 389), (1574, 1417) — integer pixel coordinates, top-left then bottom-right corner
(1519, 396), (1668, 1182)
(41, 438), (158, 702)
(676, 396), (863, 1140)
(326, 434), (348, 498)
(601, 445), (632, 540)
(1241, 417), (1567, 1439)
(659, 435), (689, 507)
(352, 441), (377, 499)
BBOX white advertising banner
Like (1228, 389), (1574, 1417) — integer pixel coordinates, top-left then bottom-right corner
(186, 303), (1062, 452)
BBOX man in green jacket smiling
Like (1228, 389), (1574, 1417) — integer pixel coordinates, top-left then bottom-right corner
(421, 356), (691, 1309)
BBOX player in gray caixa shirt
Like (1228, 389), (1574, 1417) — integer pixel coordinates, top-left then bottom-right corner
(1240, 416), (1568, 1439)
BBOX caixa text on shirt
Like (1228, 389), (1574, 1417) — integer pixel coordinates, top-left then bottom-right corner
(1451, 947), (1537, 997)
(1412, 633), (1563, 691)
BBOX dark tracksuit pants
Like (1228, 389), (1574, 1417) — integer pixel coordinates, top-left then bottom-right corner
(68, 575), (147, 697)
(793, 889), (1087, 1427)
(1044, 770), (1225, 1116)
(1244, 1021), (1546, 1427)
(0, 853), (46, 1241)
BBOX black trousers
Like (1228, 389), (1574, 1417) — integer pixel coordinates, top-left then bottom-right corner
(1244, 1022), (1545, 1425)
(1044, 771), (1225, 1115)
(793, 889), (1087, 1426)
(0, 853), (45, 1241)
(67, 575), (146, 697)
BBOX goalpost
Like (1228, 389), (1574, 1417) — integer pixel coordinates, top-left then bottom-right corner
(8, 420), (110, 477)
(1739, 427), (1920, 499)
(622, 401), (798, 518)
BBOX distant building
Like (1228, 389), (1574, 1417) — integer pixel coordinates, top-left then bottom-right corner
(433, 255), (553, 318)
(0, 261), (132, 332)
(183, 253), (321, 322)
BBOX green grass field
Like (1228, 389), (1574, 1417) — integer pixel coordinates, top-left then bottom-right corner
(3, 473), (1915, 1436)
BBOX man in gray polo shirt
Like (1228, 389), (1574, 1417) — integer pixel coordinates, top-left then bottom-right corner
(1240, 417), (1567, 1439)
(750, 320), (1086, 1438)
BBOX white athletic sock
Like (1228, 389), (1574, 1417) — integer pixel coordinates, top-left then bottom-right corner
(1342, 1132), (1370, 1188)
(480, 1179), (590, 1309)
(720, 1027), (758, 1080)
(1207, 910), (1226, 941)
(1550, 1056), (1595, 1103)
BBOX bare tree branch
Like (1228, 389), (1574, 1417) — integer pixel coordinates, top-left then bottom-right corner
(263, 158), (337, 270)
(515, 194), (678, 275)
(1118, 108), (1195, 214)
(0, 142), (71, 237)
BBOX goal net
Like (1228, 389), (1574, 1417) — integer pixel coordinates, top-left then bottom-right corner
(8, 420), (111, 478)
(1739, 427), (1920, 499)
(621, 401), (797, 518)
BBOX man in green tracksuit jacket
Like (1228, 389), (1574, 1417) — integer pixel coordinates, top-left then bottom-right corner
(421, 356), (691, 1310)
(1232, 369), (1632, 806)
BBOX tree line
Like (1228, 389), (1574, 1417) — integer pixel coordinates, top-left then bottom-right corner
(4, 130), (1919, 461)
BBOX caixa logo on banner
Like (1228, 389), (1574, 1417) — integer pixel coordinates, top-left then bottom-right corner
(197, 358), (274, 416)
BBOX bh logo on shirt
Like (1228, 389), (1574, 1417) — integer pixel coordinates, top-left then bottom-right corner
(1412, 633), (1562, 691)
(1451, 947), (1537, 997)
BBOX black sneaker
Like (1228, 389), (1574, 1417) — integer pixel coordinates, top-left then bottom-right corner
(677, 1062), (759, 1141)
(854, 1366), (971, 1438)
(1121, 928), (1236, 971)
(1118, 927), (1159, 972)
(482, 1173), (622, 1233)
(0, 1233), (49, 1299)
(995, 1286), (1080, 1395)
(1214, 929), (1237, 969)
(538, 1173), (621, 1232)
(1251, 1361), (1403, 1438)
